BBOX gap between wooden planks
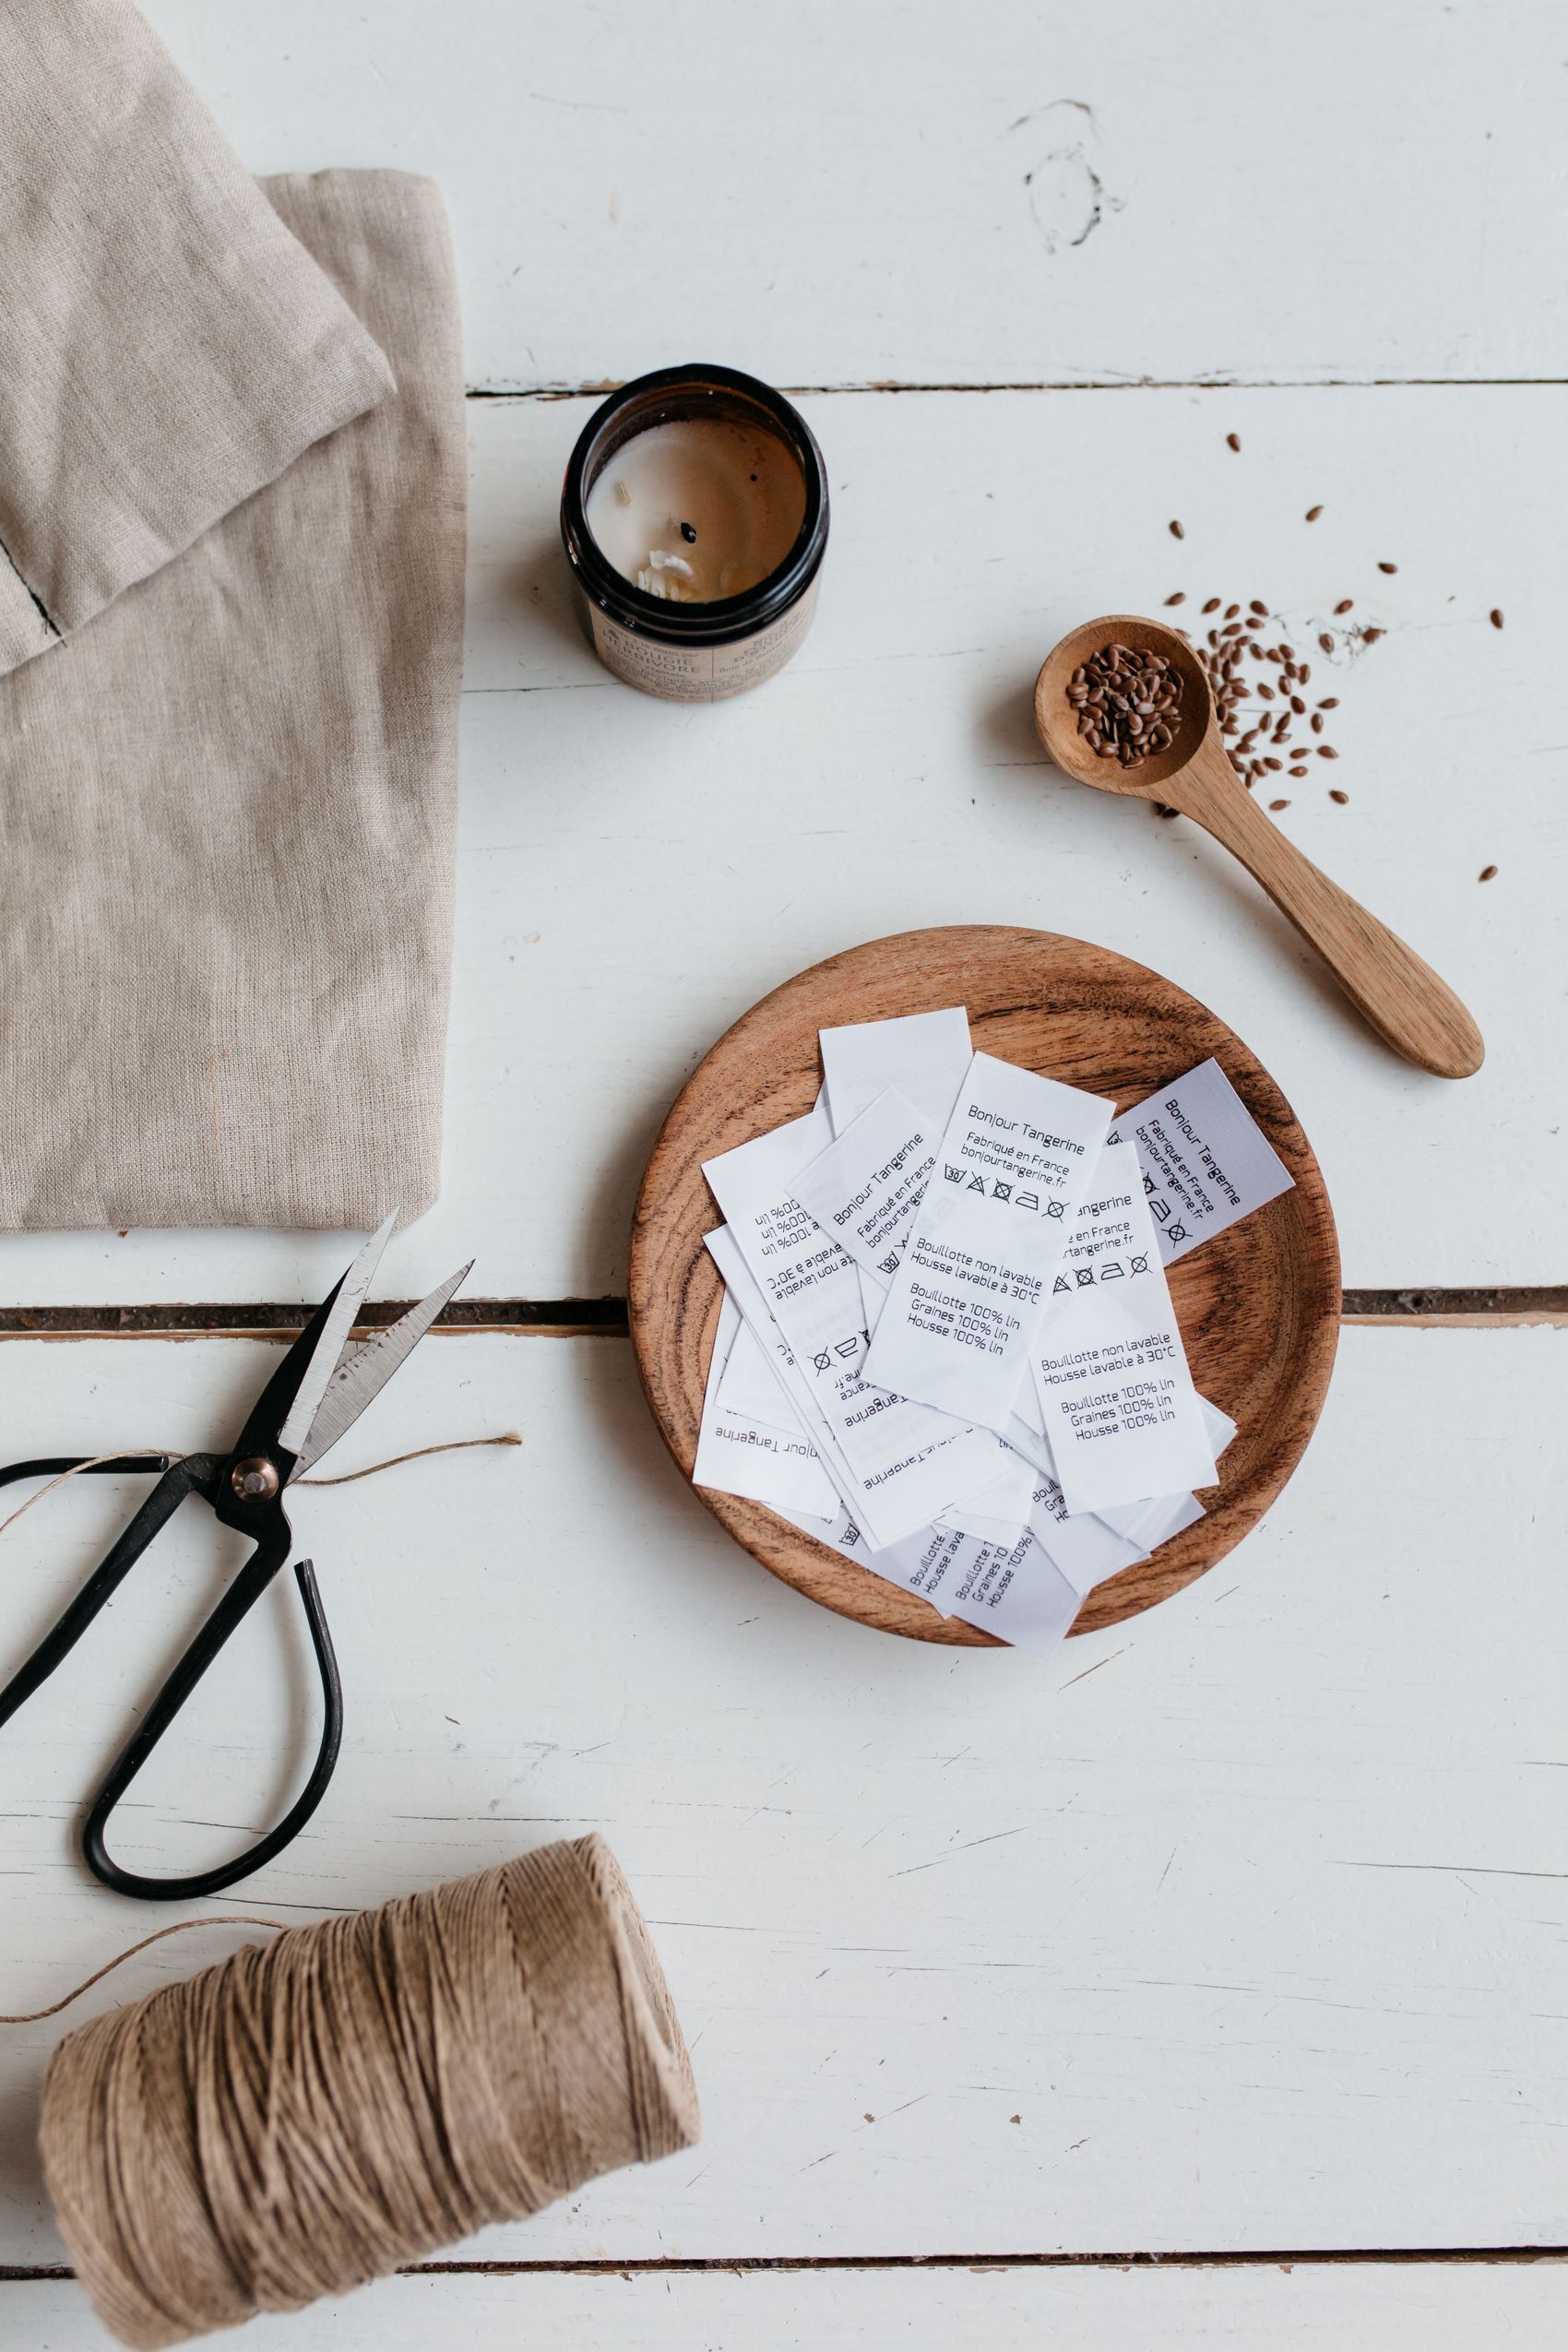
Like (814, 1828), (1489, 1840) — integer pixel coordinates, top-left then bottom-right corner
(6, 2246), (1568, 2285)
(466, 379), (1568, 400)
(0, 1292), (1562, 1340)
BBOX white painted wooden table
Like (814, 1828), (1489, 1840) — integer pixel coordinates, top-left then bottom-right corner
(3, 5), (1565, 2346)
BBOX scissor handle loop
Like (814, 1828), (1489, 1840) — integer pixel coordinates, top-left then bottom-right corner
(81, 1551), (344, 1902)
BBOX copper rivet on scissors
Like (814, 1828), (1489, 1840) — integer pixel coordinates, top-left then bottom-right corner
(230, 1457), (279, 1501)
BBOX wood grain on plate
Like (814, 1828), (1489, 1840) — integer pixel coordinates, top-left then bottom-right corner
(629, 925), (1339, 1645)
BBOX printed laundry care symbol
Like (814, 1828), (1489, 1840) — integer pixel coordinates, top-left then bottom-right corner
(862, 1052), (1114, 1432)
(793, 1085), (944, 1335)
(704, 1104), (999, 1548)
(1114, 1057), (1293, 1264)
(693, 1286), (841, 1519)
(1028, 1137), (1217, 1516)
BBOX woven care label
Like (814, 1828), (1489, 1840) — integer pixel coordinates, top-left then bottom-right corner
(793, 1087), (936, 1290)
(1029, 1137), (1217, 1515)
(819, 1009), (970, 1327)
(693, 1288), (840, 1518)
(704, 1111), (997, 1548)
(862, 1052), (1113, 1431)
(716, 1311), (801, 1434)
(1111, 1057), (1293, 1264)
(820, 1006), (972, 1136)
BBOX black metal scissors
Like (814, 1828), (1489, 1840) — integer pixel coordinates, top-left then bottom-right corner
(0, 1217), (470, 1903)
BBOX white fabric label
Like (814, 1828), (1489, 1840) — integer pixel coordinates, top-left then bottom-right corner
(863, 1051), (1113, 1430)
(1097, 1489), (1205, 1551)
(703, 1116), (999, 1547)
(820, 1009), (969, 1331)
(1026, 1473), (1147, 1597)
(872, 1519), (1083, 1661)
(1029, 1137), (1218, 1514)
(693, 1290), (840, 1518)
(820, 1006), (972, 1136)
(718, 1313), (802, 1434)
(1111, 1057), (1293, 1264)
(936, 1436), (1036, 1544)
(794, 1087), (937, 1286)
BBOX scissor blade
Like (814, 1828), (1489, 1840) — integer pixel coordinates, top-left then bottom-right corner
(276, 1212), (398, 1458)
(287, 1261), (472, 1479)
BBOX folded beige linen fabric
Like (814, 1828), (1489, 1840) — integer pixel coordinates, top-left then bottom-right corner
(0, 6), (465, 1229)
(0, 0), (397, 676)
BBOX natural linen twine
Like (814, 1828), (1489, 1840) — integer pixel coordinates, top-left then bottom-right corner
(39, 1836), (699, 2351)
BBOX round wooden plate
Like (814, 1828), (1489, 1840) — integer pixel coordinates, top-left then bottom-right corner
(629, 926), (1339, 1645)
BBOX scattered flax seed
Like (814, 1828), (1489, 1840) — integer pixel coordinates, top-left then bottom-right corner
(1329, 788), (1349, 803)
(1169, 519), (1184, 539)
(1334, 599), (1353, 614)
(1361, 625), (1384, 643)
(1490, 609), (1504, 629)
(1154, 802), (1179, 818)
(1479, 863), (1498, 881)
(1305, 505), (1324, 521)
(1226, 433), (1241, 452)
(1318, 744), (1339, 758)
(1318, 632), (1335, 653)
(1377, 560), (1397, 574)
(1164, 591), (1186, 605)
(1202, 597), (1221, 613)
(1188, 594), (1354, 793)
(1269, 797), (1290, 810)
(1317, 695), (1338, 708)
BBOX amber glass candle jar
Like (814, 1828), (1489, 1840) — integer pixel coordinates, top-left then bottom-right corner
(561, 363), (829, 702)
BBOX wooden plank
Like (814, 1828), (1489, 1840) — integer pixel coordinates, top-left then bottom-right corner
(2, 385), (1559, 1306)
(6, 2258), (1568, 2351)
(139, 0), (1568, 392)
(0, 1326), (1563, 2265)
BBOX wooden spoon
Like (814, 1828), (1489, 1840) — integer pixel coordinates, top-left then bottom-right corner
(1033, 613), (1484, 1079)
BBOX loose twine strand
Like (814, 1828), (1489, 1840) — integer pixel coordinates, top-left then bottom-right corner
(0, 1918), (286, 2025)
(0, 1431), (521, 1545)
(33, 1837), (700, 2351)
(0, 1427), (524, 2025)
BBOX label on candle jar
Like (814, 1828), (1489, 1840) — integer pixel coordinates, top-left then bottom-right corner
(584, 575), (818, 703)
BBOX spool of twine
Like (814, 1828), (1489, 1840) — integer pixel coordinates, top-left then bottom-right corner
(38, 1835), (698, 2350)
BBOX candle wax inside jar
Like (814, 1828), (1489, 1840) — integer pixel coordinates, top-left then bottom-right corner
(584, 418), (806, 602)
